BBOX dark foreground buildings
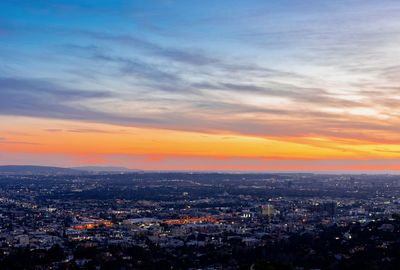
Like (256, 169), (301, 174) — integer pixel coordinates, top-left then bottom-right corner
(1, 172), (400, 269)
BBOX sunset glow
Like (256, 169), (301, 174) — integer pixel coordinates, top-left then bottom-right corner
(1, 1), (400, 171)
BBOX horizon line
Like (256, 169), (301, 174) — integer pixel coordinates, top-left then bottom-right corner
(1, 164), (399, 175)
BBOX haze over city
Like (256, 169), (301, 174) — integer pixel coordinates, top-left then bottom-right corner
(1, 0), (400, 171)
(3, 2), (400, 269)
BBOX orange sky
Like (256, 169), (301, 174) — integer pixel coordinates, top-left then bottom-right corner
(1, 116), (399, 171)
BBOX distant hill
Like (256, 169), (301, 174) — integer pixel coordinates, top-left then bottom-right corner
(72, 166), (141, 173)
(0, 165), (83, 175)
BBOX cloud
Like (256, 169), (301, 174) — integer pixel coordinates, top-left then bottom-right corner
(193, 81), (363, 107)
(61, 42), (365, 112)
(70, 30), (304, 80)
(0, 136), (41, 145)
(0, 76), (109, 117)
(94, 52), (180, 83)
(61, 44), (182, 86)
(374, 149), (400, 154)
(2, 1), (400, 147)
(80, 31), (219, 66)
(0, 76), (153, 125)
(44, 129), (63, 132)
(1, 74), (398, 145)
(66, 128), (127, 134)
(0, 77), (110, 99)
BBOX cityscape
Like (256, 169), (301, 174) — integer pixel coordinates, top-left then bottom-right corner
(1, 167), (400, 269)
(2, 0), (400, 269)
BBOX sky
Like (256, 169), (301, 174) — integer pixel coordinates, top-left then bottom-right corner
(1, 0), (400, 171)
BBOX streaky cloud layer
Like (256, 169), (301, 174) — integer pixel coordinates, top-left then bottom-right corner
(0, 0), (400, 170)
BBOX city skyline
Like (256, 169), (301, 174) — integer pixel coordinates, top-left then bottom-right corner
(1, 0), (400, 171)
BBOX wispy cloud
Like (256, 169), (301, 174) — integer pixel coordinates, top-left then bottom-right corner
(1, 73), (399, 144)
(1, 0), (400, 169)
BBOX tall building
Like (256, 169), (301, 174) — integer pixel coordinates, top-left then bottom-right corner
(260, 204), (275, 219)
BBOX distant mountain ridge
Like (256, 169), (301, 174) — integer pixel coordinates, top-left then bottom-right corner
(0, 165), (140, 175)
(0, 165), (82, 175)
(72, 166), (141, 173)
